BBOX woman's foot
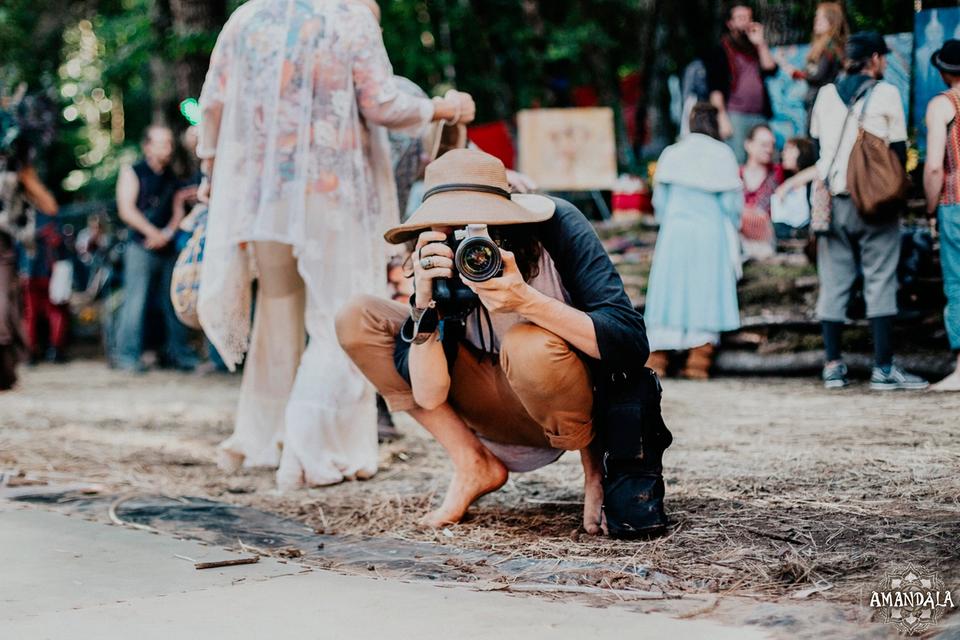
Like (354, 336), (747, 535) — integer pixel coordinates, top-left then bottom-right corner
(419, 448), (508, 528)
(217, 448), (245, 473)
(931, 369), (960, 392)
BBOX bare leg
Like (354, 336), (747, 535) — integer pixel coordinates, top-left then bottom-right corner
(408, 403), (508, 527)
(931, 353), (960, 392)
(580, 446), (606, 535)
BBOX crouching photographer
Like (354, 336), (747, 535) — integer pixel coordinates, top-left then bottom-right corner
(336, 149), (672, 537)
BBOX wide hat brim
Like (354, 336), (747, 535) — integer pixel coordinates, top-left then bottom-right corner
(384, 190), (556, 244)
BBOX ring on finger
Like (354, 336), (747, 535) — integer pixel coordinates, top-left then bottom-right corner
(420, 257), (434, 270)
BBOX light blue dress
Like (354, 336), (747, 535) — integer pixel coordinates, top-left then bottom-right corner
(645, 180), (743, 350)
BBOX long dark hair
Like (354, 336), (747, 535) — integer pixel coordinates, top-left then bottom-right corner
(689, 102), (721, 141)
(808, 2), (848, 65)
(493, 224), (542, 282)
(786, 137), (817, 172)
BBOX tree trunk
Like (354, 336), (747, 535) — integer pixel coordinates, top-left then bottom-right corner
(168, 0), (228, 101)
(150, 0), (175, 125)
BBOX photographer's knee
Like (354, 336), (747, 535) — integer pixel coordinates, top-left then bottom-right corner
(335, 294), (378, 352)
(500, 323), (569, 378)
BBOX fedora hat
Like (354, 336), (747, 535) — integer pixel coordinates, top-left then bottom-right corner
(383, 148), (555, 245)
(933, 39), (960, 75)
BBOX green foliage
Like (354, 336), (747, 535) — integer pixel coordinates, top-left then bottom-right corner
(1, 0), (921, 203)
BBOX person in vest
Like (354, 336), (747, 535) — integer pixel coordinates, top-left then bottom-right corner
(924, 39), (960, 392)
(810, 32), (927, 391)
(706, 2), (778, 163)
(114, 124), (198, 372)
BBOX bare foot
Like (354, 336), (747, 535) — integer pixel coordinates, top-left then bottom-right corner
(930, 370), (960, 392)
(217, 448), (245, 474)
(580, 447), (607, 535)
(419, 448), (507, 528)
(582, 473), (606, 535)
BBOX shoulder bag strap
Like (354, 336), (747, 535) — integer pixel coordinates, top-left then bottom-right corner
(823, 81), (876, 189)
(855, 80), (879, 127)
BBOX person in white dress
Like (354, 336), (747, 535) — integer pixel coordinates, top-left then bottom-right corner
(196, 0), (475, 489)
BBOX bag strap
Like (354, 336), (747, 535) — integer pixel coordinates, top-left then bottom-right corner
(823, 80), (876, 189)
(855, 80), (879, 127)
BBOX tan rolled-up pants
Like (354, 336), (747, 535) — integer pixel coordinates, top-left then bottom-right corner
(335, 294), (594, 451)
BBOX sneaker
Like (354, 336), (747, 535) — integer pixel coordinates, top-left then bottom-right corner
(822, 361), (849, 389)
(870, 364), (929, 391)
(45, 347), (68, 364)
(115, 359), (148, 374)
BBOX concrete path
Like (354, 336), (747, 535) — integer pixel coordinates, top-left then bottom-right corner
(0, 505), (769, 639)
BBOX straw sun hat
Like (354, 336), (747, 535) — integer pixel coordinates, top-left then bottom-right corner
(383, 148), (556, 245)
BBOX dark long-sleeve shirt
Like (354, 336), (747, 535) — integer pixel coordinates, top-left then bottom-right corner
(395, 197), (649, 381)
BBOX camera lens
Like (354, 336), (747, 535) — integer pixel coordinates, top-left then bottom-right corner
(455, 236), (502, 282)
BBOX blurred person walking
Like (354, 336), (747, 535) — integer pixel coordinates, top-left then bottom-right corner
(20, 209), (69, 363)
(777, 2), (848, 127)
(923, 40), (960, 392)
(0, 128), (58, 388)
(810, 32), (926, 391)
(114, 124), (198, 372)
(645, 103), (744, 379)
(197, 0), (474, 488)
(707, 2), (778, 163)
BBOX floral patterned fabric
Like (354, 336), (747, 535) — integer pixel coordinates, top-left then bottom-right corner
(197, 0), (434, 487)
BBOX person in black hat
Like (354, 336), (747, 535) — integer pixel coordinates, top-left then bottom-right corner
(923, 39), (960, 392)
(808, 32), (929, 391)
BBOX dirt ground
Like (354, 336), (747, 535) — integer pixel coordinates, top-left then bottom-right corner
(2, 360), (959, 637)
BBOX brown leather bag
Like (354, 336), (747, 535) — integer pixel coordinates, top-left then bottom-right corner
(846, 85), (908, 217)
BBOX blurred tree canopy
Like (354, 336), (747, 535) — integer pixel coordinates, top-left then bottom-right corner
(0, 0), (919, 207)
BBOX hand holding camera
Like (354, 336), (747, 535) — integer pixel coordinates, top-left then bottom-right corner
(460, 247), (531, 315)
(413, 231), (454, 310)
(413, 224), (532, 318)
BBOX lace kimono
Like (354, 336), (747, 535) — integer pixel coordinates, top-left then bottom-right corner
(197, 0), (433, 487)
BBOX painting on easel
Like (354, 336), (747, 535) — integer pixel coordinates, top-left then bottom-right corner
(517, 107), (618, 191)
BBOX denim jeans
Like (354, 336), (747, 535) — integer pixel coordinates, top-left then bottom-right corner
(939, 204), (960, 350)
(115, 242), (195, 368)
(727, 111), (767, 164)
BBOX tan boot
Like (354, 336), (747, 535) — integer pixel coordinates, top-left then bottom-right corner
(681, 344), (715, 380)
(645, 350), (669, 378)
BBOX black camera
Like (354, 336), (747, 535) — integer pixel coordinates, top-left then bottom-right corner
(431, 224), (503, 318)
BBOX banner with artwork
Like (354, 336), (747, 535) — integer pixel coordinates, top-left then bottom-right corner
(914, 7), (960, 155)
(766, 34), (912, 146)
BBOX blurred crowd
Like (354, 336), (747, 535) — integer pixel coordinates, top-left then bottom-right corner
(2, 0), (959, 401)
(646, 2), (960, 392)
(0, 119), (224, 390)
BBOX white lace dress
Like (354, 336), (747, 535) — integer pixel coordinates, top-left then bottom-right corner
(197, 0), (433, 488)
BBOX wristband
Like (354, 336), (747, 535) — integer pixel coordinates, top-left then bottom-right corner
(401, 305), (439, 345)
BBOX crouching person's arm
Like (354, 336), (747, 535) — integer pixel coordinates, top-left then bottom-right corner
(409, 335), (451, 410)
(408, 231), (455, 410)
